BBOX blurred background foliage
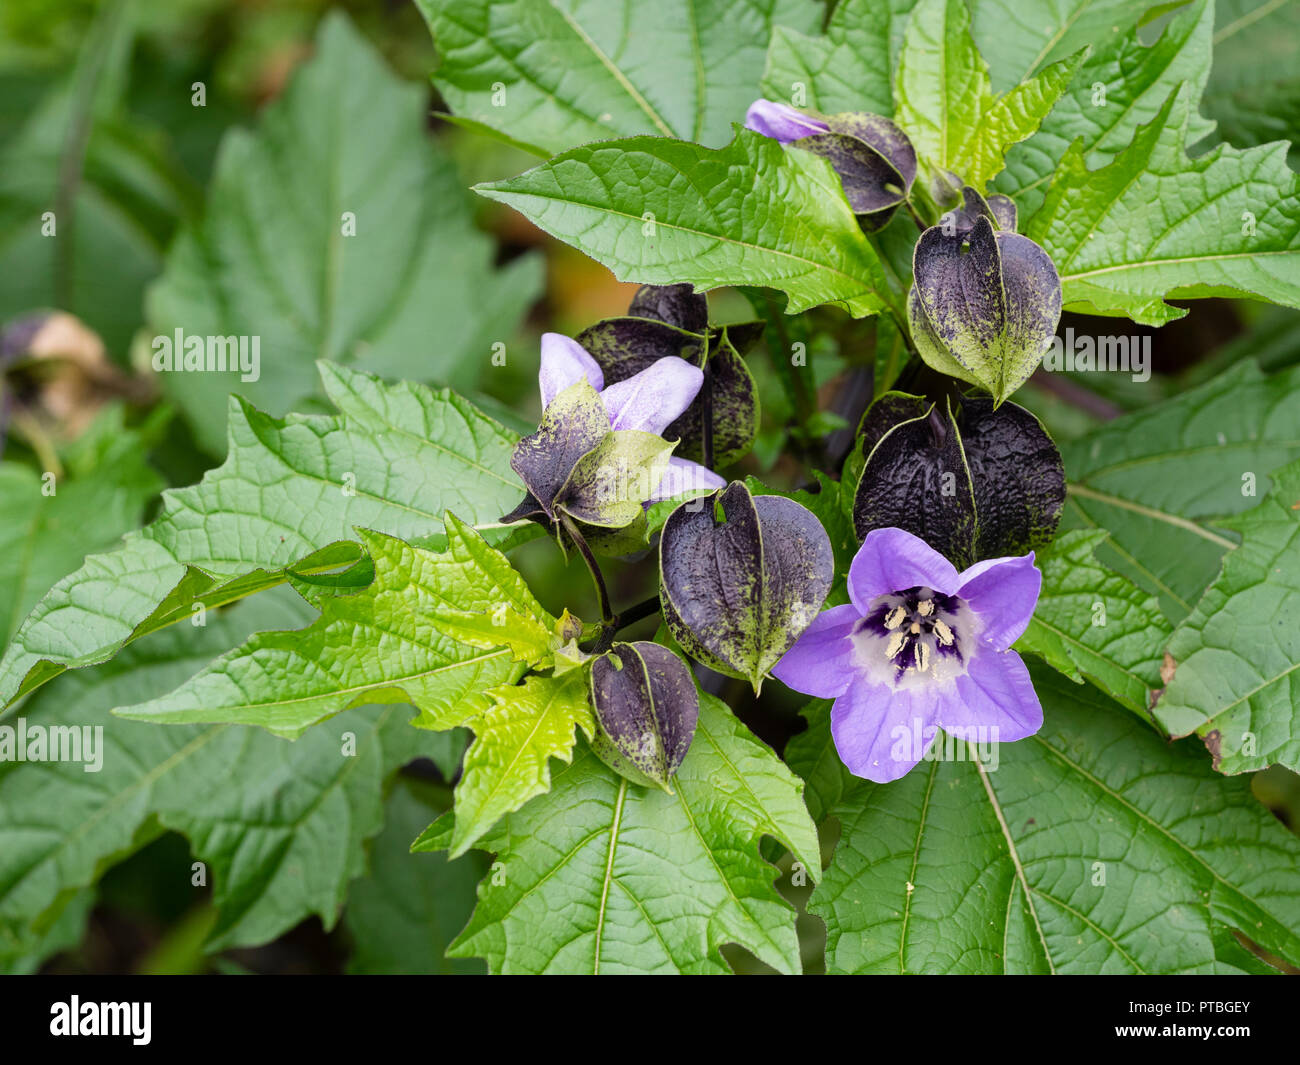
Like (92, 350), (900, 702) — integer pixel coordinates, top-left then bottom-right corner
(0, 0), (1298, 974)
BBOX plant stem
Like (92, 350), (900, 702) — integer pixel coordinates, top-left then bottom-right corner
(863, 233), (913, 341)
(765, 295), (817, 426)
(588, 594), (663, 654)
(613, 595), (662, 632)
(559, 513), (614, 628)
(700, 353), (715, 471)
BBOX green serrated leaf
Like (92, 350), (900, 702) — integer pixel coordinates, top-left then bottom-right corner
(1016, 529), (1172, 718)
(0, 593), (456, 957)
(997, 0), (1215, 217)
(1201, 0), (1300, 169)
(762, 0), (1150, 125)
(0, 413), (162, 649)
(451, 670), (595, 857)
(972, 0), (1154, 88)
(894, 0), (1082, 190)
(146, 12), (542, 453)
(761, 0), (912, 116)
(793, 665), (1300, 974)
(417, 0), (822, 155)
(1061, 360), (1300, 621)
(0, 363), (531, 708)
(1026, 86), (1300, 325)
(0, 1), (197, 352)
(111, 520), (587, 856)
(428, 514), (559, 665)
(112, 527), (535, 738)
(476, 130), (891, 318)
(417, 692), (819, 974)
(1155, 458), (1300, 775)
(343, 778), (487, 974)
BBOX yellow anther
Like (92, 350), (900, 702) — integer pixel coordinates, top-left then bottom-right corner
(883, 606), (907, 630)
(933, 619), (954, 646)
(916, 599), (935, 617)
(915, 642), (931, 672)
(886, 631), (907, 659)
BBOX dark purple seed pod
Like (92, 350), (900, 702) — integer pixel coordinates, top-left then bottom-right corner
(589, 641), (699, 790)
(909, 211), (1061, 404)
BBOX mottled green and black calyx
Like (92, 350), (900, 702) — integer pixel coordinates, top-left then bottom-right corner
(589, 641), (699, 790)
(939, 184), (1018, 236)
(852, 391), (1064, 568)
(797, 113), (918, 231)
(577, 285), (761, 465)
(502, 379), (672, 531)
(909, 204), (1061, 405)
(659, 480), (833, 691)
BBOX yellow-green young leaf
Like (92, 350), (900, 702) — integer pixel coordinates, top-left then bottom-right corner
(113, 527), (539, 738)
(476, 131), (891, 318)
(428, 514), (558, 666)
(0, 363), (530, 708)
(417, 0), (821, 155)
(1016, 530), (1172, 719)
(416, 692), (820, 974)
(995, 0), (1215, 217)
(963, 54), (1084, 188)
(146, 12), (542, 453)
(450, 671), (595, 857)
(790, 666), (1300, 974)
(1155, 458), (1300, 775)
(761, 0), (1151, 123)
(430, 607), (555, 667)
(894, 0), (1082, 189)
(1026, 87), (1300, 325)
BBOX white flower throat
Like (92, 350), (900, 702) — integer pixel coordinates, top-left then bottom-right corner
(851, 586), (975, 690)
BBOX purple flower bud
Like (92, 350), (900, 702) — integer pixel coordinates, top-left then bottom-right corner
(589, 641), (699, 790)
(747, 101), (918, 230)
(744, 99), (830, 143)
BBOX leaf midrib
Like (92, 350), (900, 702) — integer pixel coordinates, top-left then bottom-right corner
(593, 777), (627, 974)
(482, 179), (880, 299)
(546, 0), (675, 137)
(972, 753), (1056, 973)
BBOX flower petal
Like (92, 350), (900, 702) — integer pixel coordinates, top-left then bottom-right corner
(599, 356), (703, 434)
(941, 648), (1043, 742)
(540, 332), (604, 409)
(957, 552), (1041, 650)
(744, 99), (829, 143)
(848, 527), (961, 612)
(770, 604), (861, 698)
(646, 456), (725, 504)
(831, 680), (938, 783)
